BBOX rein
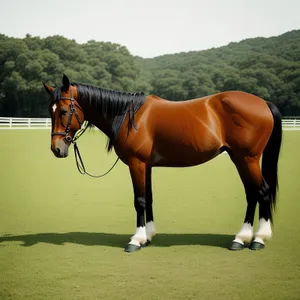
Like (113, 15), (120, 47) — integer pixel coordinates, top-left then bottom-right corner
(52, 87), (119, 178)
(72, 124), (120, 178)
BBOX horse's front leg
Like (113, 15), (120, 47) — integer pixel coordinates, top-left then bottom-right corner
(124, 160), (147, 252)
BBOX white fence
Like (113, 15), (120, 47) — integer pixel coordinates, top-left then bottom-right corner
(281, 119), (300, 129)
(0, 117), (300, 130)
(0, 117), (52, 129)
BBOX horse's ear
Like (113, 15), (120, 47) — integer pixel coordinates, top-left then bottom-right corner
(62, 73), (70, 91)
(43, 82), (54, 95)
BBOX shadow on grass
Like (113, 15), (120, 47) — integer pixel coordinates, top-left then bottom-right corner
(0, 232), (232, 249)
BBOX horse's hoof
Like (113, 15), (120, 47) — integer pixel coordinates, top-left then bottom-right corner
(228, 241), (244, 251)
(249, 241), (265, 250)
(142, 240), (151, 248)
(124, 244), (141, 253)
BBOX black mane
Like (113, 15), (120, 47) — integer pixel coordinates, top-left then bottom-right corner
(50, 83), (146, 151)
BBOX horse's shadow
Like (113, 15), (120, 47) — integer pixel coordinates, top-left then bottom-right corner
(0, 232), (232, 249)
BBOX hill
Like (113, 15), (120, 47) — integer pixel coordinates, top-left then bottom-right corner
(137, 30), (300, 116)
(0, 30), (299, 117)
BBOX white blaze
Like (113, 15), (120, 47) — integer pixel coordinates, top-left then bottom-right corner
(52, 103), (57, 112)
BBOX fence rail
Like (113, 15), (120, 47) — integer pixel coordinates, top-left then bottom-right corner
(0, 117), (300, 130)
(0, 117), (52, 129)
(281, 119), (300, 129)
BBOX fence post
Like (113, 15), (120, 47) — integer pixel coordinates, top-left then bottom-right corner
(9, 118), (12, 128)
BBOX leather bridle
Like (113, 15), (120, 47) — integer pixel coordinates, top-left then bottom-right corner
(51, 86), (119, 178)
(51, 87), (83, 143)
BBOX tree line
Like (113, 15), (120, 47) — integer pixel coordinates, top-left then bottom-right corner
(0, 30), (299, 117)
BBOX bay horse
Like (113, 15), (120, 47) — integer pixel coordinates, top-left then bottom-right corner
(43, 74), (282, 252)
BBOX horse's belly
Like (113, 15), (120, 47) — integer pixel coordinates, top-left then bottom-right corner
(151, 143), (221, 167)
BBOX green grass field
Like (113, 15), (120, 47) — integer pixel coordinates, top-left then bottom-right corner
(1, 129), (300, 300)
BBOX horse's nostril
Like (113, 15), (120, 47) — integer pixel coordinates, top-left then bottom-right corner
(55, 147), (61, 155)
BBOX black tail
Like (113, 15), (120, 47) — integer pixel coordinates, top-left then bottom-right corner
(262, 102), (282, 223)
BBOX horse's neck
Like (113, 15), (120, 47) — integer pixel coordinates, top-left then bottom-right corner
(84, 110), (112, 137)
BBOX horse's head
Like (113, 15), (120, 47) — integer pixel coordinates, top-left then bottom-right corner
(43, 74), (84, 158)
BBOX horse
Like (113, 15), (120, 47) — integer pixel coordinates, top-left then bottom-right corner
(43, 74), (282, 252)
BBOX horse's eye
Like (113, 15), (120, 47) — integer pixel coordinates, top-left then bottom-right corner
(60, 110), (67, 117)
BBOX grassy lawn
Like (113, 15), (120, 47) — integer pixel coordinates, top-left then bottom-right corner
(0, 129), (300, 300)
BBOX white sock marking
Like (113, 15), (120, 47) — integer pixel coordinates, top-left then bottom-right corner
(129, 227), (147, 246)
(255, 218), (272, 242)
(253, 237), (264, 244)
(146, 221), (156, 241)
(233, 238), (244, 245)
(235, 222), (253, 244)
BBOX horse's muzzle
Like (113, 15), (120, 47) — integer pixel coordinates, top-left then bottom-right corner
(51, 139), (69, 158)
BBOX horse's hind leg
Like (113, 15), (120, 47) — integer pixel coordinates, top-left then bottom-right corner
(230, 185), (257, 250)
(145, 167), (156, 245)
(229, 158), (259, 250)
(229, 156), (272, 250)
(251, 179), (273, 249)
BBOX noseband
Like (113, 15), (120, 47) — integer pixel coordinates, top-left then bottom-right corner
(51, 87), (83, 142)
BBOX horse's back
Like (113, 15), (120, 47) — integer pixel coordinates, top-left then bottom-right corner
(145, 90), (273, 136)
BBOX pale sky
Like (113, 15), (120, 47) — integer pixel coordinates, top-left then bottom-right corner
(1, 0), (300, 58)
